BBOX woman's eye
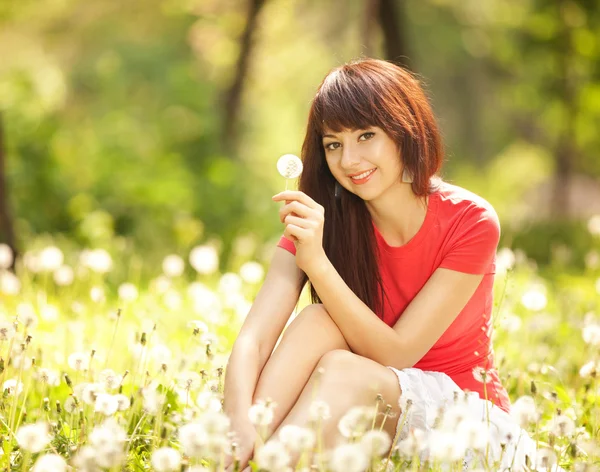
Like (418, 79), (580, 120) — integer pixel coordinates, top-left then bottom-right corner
(359, 132), (375, 141)
(325, 142), (340, 151)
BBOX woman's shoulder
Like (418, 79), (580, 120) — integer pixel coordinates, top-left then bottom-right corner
(434, 179), (498, 218)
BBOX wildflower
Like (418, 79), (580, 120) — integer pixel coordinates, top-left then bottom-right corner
(32, 453), (67, 472)
(472, 366), (492, 384)
(428, 429), (467, 462)
(95, 393), (119, 416)
(63, 395), (78, 414)
(17, 303), (38, 329)
(151, 447), (182, 472)
(196, 391), (222, 412)
(0, 320), (16, 341)
(200, 332), (218, 347)
(457, 419), (489, 451)
(440, 402), (471, 431)
(218, 272), (243, 294)
(536, 448), (557, 469)
(360, 430), (391, 457)
(38, 246), (64, 272)
(36, 368), (60, 386)
(3, 378), (23, 396)
(338, 406), (376, 439)
(511, 395), (539, 427)
(71, 446), (98, 471)
(80, 383), (106, 405)
(582, 324), (600, 346)
(248, 400), (276, 427)
(199, 410), (230, 435)
(0, 270), (20, 294)
(587, 214), (600, 236)
(151, 275), (172, 294)
(255, 440), (291, 471)
(521, 285), (547, 311)
(99, 369), (122, 390)
(178, 422), (209, 457)
(240, 261), (264, 284)
(277, 153), (303, 179)
(142, 387), (165, 414)
(115, 394), (130, 411)
(23, 251), (41, 272)
(90, 286), (105, 303)
(329, 443), (369, 472)
(80, 249), (113, 273)
(118, 283), (138, 302)
(189, 245), (219, 275)
(89, 418), (127, 468)
(53, 265), (74, 286)
(496, 247), (516, 273)
(499, 313), (522, 332)
(0, 243), (13, 269)
(40, 304), (59, 321)
(16, 422), (51, 453)
(579, 360), (598, 378)
(279, 424), (316, 452)
(188, 282), (220, 312)
(68, 352), (89, 371)
(163, 290), (182, 310)
(309, 399), (331, 422)
(397, 428), (426, 458)
(550, 414), (575, 437)
(12, 355), (33, 370)
(150, 344), (173, 365)
(176, 371), (202, 391)
(162, 254), (185, 277)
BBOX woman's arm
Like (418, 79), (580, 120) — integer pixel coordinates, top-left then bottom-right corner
(223, 247), (304, 421)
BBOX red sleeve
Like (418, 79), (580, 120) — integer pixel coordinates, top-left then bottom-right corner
(277, 235), (297, 255)
(438, 204), (500, 275)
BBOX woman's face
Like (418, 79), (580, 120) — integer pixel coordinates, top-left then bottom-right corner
(322, 126), (404, 201)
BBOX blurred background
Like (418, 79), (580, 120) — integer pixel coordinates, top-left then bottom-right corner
(1, 0), (599, 278)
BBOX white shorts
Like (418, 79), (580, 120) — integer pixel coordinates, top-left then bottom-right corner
(386, 367), (538, 471)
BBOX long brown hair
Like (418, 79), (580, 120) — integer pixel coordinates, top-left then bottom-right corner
(298, 58), (444, 320)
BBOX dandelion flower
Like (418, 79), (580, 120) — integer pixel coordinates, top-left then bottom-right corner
(0, 270), (20, 294)
(118, 283), (138, 302)
(199, 411), (230, 435)
(151, 447), (182, 472)
(338, 406), (376, 439)
(495, 247), (515, 273)
(196, 391), (222, 412)
(428, 429), (467, 462)
(32, 453), (67, 472)
(68, 352), (89, 371)
(89, 418), (127, 468)
(535, 448), (557, 469)
(95, 393), (119, 416)
(71, 446), (98, 471)
(521, 285), (547, 311)
(0, 243), (13, 269)
(99, 369), (122, 390)
(329, 443), (369, 472)
(36, 368), (60, 386)
(218, 272), (243, 293)
(17, 302), (38, 329)
(90, 286), (105, 303)
(80, 249), (113, 273)
(248, 400), (275, 427)
(255, 440), (291, 471)
(16, 422), (51, 453)
(3, 378), (23, 396)
(279, 424), (316, 452)
(64, 396), (79, 414)
(0, 320), (16, 341)
(587, 214), (600, 236)
(457, 419), (489, 451)
(239, 261), (264, 284)
(471, 366), (492, 384)
(53, 265), (74, 286)
(510, 396), (539, 427)
(189, 245), (219, 275)
(579, 360), (598, 378)
(309, 399), (331, 422)
(163, 254), (185, 277)
(582, 324), (600, 346)
(163, 290), (182, 310)
(397, 428), (426, 458)
(178, 422), (209, 457)
(38, 246), (64, 272)
(549, 414), (575, 437)
(360, 430), (391, 457)
(176, 371), (202, 390)
(277, 154), (303, 179)
(115, 394), (131, 411)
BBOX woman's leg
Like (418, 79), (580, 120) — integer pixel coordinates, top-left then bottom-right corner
(252, 304), (351, 439)
(270, 349), (402, 463)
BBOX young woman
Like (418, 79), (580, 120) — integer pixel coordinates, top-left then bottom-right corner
(223, 58), (535, 471)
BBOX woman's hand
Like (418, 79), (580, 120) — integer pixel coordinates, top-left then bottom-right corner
(272, 191), (328, 276)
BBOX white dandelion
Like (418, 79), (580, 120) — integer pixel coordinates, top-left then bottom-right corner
(3, 378), (23, 396)
(189, 245), (219, 275)
(239, 261), (264, 284)
(36, 368), (60, 386)
(360, 430), (391, 457)
(199, 410), (230, 435)
(329, 443), (369, 472)
(95, 393), (119, 416)
(579, 360), (599, 378)
(0, 243), (13, 269)
(277, 154), (303, 179)
(255, 440), (291, 471)
(279, 424), (316, 452)
(0, 270), (20, 295)
(38, 246), (64, 272)
(17, 302), (38, 329)
(178, 422), (209, 458)
(521, 285), (547, 311)
(510, 396), (539, 427)
(549, 414), (575, 437)
(248, 400), (276, 427)
(587, 214), (600, 236)
(162, 254), (185, 277)
(115, 394), (131, 411)
(582, 324), (600, 346)
(90, 286), (106, 303)
(16, 422), (51, 453)
(218, 272), (243, 293)
(151, 447), (182, 472)
(99, 369), (122, 390)
(80, 249), (113, 273)
(53, 265), (74, 286)
(68, 352), (89, 371)
(32, 453), (67, 472)
(309, 399), (331, 422)
(0, 320), (16, 341)
(338, 406), (376, 439)
(118, 283), (138, 302)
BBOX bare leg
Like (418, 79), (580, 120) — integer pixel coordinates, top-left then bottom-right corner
(252, 304), (351, 439)
(270, 350), (402, 466)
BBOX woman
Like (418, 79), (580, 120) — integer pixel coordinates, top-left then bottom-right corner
(223, 58), (535, 471)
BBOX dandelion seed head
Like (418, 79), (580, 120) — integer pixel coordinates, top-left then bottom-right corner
(471, 366), (492, 384)
(115, 394), (131, 411)
(535, 448), (557, 469)
(587, 214), (600, 236)
(496, 247), (516, 273)
(550, 414), (575, 437)
(71, 446), (99, 471)
(579, 360), (599, 378)
(329, 443), (369, 472)
(32, 453), (67, 472)
(99, 369), (122, 390)
(68, 352), (90, 371)
(38, 246), (64, 272)
(163, 289), (182, 311)
(64, 396), (78, 414)
(17, 302), (38, 329)
(277, 154), (303, 179)
(255, 440), (291, 471)
(53, 265), (74, 286)
(309, 399), (331, 422)
(428, 429), (467, 462)
(16, 422), (51, 453)
(521, 285), (547, 311)
(118, 283), (138, 302)
(338, 406), (377, 439)
(582, 324), (600, 346)
(90, 286), (105, 303)
(95, 393), (119, 416)
(40, 304), (59, 321)
(178, 422), (209, 457)
(199, 410), (230, 435)
(0, 270), (20, 295)
(0, 243), (14, 269)
(360, 429), (391, 457)
(510, 395), (539, 427)
(0, 320), (16, 341)
(397, 428), (426, 458)
(189, 245), (219, 275)
(80, 249), (113, 274)
(239, 261), (264, 284)
(279, 424), (316, 452)
(3, 378), (23, 396)
(218, 272), (243, 293)
(151, 447), (182, 472)
(162, 254), (185, 277)
(457, 419), (489, 451)
(196, 391), (222, 412)
(36, 368), (60, 386)
(150, 275), (172, 294)
(176, 371), (202, 390)
(248, 400), (275, 427)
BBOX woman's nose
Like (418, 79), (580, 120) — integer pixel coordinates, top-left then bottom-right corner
(341, 145), (361, 168)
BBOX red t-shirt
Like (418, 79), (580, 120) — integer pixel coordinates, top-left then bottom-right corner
(277, 181), (510, 413)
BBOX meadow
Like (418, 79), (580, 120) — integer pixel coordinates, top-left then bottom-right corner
(0, 238), (598, 471)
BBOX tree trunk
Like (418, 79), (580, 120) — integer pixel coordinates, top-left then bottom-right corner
(378, 0), (411, 70)
(0, 112), (17, 269)
(222, 0), (267, 155)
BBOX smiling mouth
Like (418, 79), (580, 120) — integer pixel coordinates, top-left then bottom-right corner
(349, 168), (376, 181)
